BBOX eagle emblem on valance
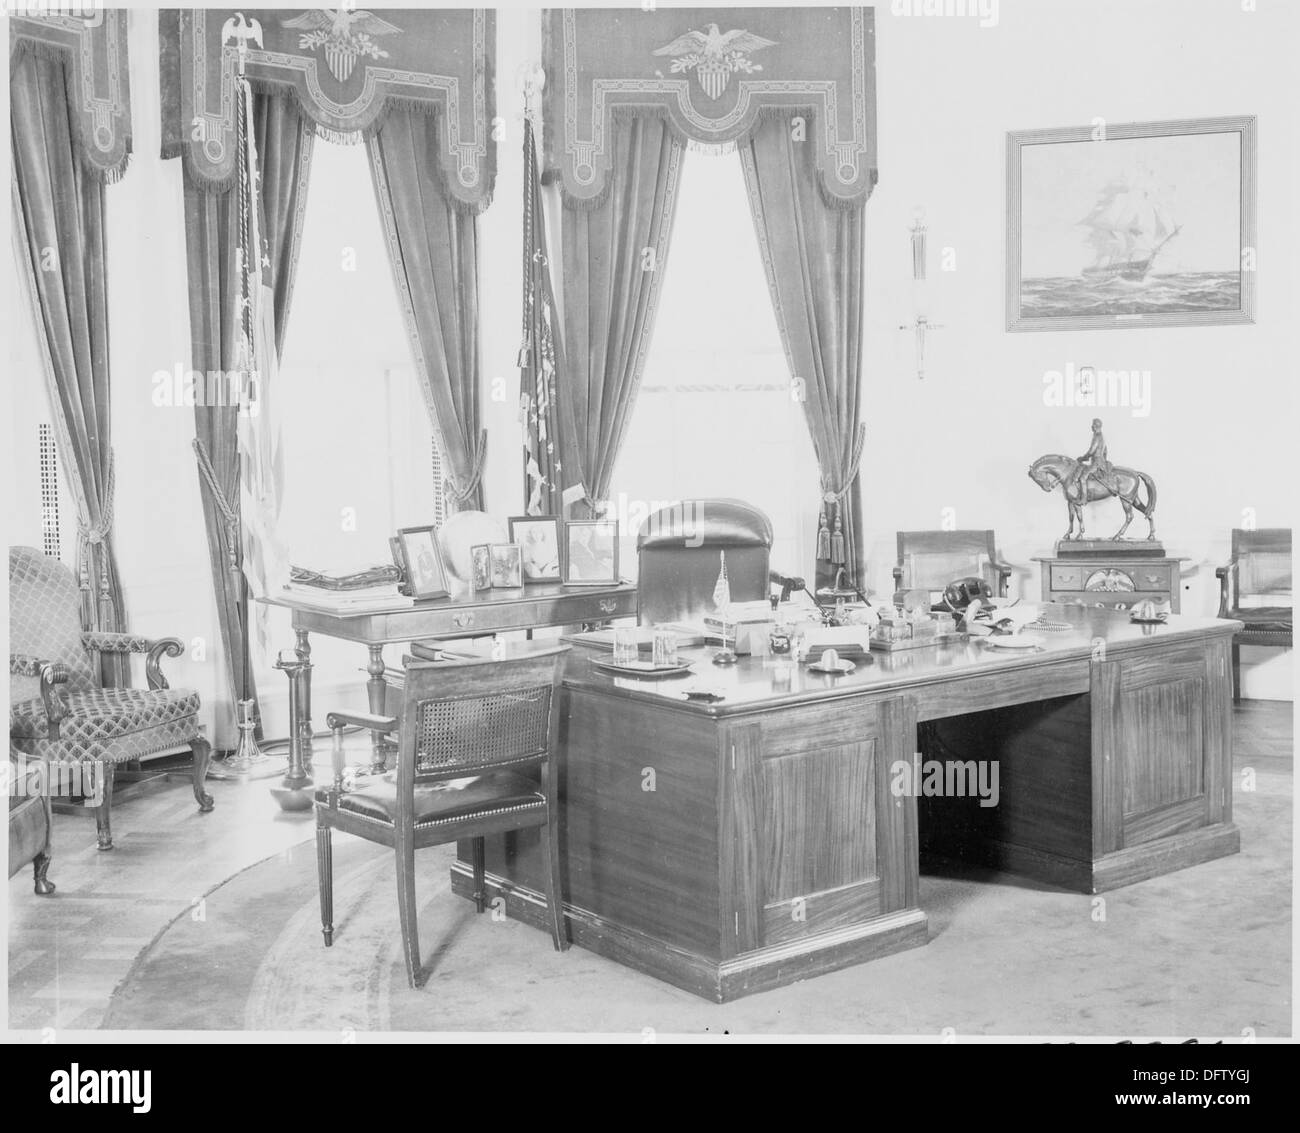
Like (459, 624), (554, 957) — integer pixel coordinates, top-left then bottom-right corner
(652, 24), (777, 100)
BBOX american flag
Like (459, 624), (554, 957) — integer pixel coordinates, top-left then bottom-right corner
(518, 115), (563, 515)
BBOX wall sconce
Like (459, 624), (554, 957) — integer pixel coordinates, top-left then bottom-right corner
(900, 207), (943, 380)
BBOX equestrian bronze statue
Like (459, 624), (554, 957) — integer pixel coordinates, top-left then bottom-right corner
(1028, 419), (1158, 542)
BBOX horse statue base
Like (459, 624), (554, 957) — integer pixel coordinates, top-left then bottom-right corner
(1055, 537), (1166, 558)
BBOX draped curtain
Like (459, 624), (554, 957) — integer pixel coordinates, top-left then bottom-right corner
(556, 116), (684, 515)
(11, 50), (126, 686)
(367, 109), (485, 512)
(740, 114), (867, 588)
(182, 94), (312, 734)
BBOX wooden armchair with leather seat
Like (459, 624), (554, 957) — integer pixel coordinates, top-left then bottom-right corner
(314, 646), (570, 989)
(893, 529), (1013, 605)
(1217, 528), (1292, 702)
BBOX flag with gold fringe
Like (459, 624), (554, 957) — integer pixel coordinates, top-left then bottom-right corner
(518, 111), (563, 515)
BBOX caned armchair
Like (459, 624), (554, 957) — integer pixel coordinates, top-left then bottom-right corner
(1217, 528), (1292, 703)
(8, 546), (213, 851)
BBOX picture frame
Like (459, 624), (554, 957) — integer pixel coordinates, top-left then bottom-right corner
(396, 525), (450, 600)
(563, 520), (619, 586)
(1006, 115), (1256, 331)
(489, 543), (523, 589)
(507, 515), (563, 584)
(388, 536), (407, 576)
(469, 543), (493, 592)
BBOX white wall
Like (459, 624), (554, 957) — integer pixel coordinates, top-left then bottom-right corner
(6, 2), (1295, 714)
(862, 0), (1297, 698)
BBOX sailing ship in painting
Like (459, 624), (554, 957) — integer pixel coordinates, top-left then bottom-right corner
(1080, 176), (1181, 282)
(1021, 169), (1241, 319)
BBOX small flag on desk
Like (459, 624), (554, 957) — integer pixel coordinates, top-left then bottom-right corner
(712, 550), (731, 611)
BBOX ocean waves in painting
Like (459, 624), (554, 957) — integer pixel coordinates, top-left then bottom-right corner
(1020, 271), (1241, 318)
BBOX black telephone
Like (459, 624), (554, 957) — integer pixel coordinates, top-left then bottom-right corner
(941, 576), (993, 615)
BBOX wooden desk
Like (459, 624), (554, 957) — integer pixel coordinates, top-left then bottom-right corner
(451, 605), (1241, 1002)
(261, 582), (636, 748)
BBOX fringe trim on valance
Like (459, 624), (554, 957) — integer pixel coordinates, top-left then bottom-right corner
(10, 37), (133, 185)
(545, 101), (874, 213)
(170, 79), (496, 215)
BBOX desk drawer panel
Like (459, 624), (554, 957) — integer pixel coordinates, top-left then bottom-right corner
(1132, 565), (1174, 591)
(1050, 565), (1084, 591)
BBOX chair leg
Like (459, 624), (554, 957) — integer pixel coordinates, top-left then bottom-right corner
(394, 839), (423, 988)
(471, 836), (487, 913)
(33, 850), (55, 896)
(316, 823), (334, 946)
(1231, 640), (1242, 704)
(94, 762), (116, 851)
(544, 812), (569, 952)
(191, 737), (215, 812)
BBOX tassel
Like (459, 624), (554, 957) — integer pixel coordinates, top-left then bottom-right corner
(830, 508), (846, 567)
(816, 508), (831, 562)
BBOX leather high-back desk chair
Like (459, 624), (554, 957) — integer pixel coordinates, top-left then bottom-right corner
(636, 499), (774, 626)
(893, 529), (1012, 604)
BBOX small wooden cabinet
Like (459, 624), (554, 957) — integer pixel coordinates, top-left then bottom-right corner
(1037, 550), (1185, 612)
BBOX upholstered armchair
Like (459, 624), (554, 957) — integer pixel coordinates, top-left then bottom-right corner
(9, 749), (55, 895)
(9, 546), (213, 851)
(1217, 528), (1292, 703)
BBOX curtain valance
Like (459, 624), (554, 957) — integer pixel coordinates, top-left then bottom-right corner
(160, 8), (495, 210)
(543, 6), (876, 210)
(9, 10), (132, 183)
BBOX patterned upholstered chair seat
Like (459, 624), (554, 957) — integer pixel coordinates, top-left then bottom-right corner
(8, 546), (213, 852)
(11, 686), (202, 764)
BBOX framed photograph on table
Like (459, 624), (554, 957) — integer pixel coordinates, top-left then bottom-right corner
(397, 526), (450, 600)
(489, 543), (523, 589)
(563, 520), (619, 586)
(469, 544), (492, 592)
(1006, 115), (1256, 331)
(508, 515), (562, 583)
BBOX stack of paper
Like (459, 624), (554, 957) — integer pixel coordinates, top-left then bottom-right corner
(282, 582), (412, 611)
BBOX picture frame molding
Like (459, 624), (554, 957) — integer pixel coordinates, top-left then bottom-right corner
(396, 525), (451, 601)
(562, 519), (620, 587)
(507, 514), (564, 585)
(1005, 114), (1257, 332)
(488, 542), (523, 589)
(469, 543), (493, 592)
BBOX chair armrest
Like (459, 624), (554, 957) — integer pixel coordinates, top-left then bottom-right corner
(11, 653), (48, 678)
(81, 633), (184, 690)
(9, 660), (71, 738)
(325, 711), (399, 735)
(1215, 562), (1235, 618)
(323, 711), (400, 797)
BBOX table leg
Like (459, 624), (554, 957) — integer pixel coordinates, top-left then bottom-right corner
(295, 628), (313, 764)
(367, 644), (387, 773)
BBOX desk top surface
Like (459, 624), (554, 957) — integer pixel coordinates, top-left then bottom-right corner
(261, 580), (636, 619)
(562, 605), (1240, 717)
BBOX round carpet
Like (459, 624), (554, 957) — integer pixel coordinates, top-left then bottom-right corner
(100, 760), (1292, 1037)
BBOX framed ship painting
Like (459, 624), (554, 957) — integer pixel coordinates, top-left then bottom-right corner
(1006, 116), (1256, 331)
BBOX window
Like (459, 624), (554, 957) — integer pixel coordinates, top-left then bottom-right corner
(608, 151), (820, 579)
(261, 140), (441, 688)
